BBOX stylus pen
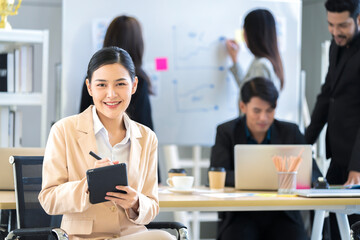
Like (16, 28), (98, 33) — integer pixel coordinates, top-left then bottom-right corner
(89, 151), (102, 160)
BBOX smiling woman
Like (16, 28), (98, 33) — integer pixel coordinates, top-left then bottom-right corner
(38, 47), (175, 240)
(86, 48), (138, 146)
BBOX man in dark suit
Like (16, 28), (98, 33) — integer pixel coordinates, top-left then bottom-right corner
(305, 0), (360, 238)
(210, 77), (321, 240)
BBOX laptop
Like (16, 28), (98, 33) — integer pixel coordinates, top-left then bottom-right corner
(296, 189), (360, 198)
(0, 148), (44, 190)
(234, 144), (312, 191)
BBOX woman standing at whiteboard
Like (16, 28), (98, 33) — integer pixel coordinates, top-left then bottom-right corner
(80, 16), (154, 131)
(226, 9), (284, 99)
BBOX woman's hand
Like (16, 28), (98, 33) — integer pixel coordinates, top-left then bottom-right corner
(93, 158), (119, 168)
(105, 185), (140, 212)
(226, 39), (240, 63)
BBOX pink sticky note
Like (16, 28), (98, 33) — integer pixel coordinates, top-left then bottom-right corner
(155, 57), (168, 71)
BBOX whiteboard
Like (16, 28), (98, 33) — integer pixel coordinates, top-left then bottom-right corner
(62, 0), (302, 146)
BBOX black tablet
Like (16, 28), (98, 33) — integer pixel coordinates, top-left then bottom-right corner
(86, 163), (128, 204)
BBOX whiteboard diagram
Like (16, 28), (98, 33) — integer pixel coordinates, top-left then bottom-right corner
(170, 25), (236, 114)
(173, 26), (227, 71)
(173, 79), (218, 112)
(63, 0), (302, 146)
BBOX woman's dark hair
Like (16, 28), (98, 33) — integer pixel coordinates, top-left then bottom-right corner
(244, 9), (284, 90)
(87, 46), (135, 83)
(103, 15), (152, 94)
(241, 77), (279, 109)
(325, 0), (360, 19)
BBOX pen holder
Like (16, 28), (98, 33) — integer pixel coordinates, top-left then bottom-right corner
(277, 171), (297, 195)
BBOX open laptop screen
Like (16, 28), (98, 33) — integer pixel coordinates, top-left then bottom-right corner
(0, 148), (44, 190)
(234, 144), (312, 191)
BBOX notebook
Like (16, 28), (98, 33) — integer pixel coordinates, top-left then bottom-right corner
(87, 163), (128, 204)
(234, 144), (312, 190)
(296, 189), (360, 198)
(0, 148), (44, 190)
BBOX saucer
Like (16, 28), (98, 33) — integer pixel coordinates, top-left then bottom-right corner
(168, 188), (195, 194)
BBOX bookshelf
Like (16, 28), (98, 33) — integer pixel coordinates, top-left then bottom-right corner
(0, 29), (49, 146)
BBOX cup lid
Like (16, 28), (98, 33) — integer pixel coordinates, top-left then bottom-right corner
(168, 168), (186, 173)
(209, 167), (226, 172)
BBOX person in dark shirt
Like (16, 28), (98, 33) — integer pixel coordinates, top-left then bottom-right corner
(210, 77), (321, 240)
(305, 0), (360, 238)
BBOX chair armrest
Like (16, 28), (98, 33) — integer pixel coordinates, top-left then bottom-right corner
(146, 221), (188, 240)
(351, 221), (360, 240)
(6, 227), (68, 240)
(146, 221), (187, 230)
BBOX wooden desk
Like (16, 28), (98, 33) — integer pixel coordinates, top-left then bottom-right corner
(0, 191), (16, 232)
(0, 191), (15, 210)
(4, 188), (356, 213)
(2, 188), (357, 239)
(159, 187), (359, 240)
(159, 187), (360, 211)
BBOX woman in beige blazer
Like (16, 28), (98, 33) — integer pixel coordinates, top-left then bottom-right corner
(38, 47), (175, 240)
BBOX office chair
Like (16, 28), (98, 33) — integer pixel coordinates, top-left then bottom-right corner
(146, 222), (188, 240)
(0, 223), (8, 239)
(351, 221), (360, 240)
(6, 156), (67, 240)
(7, 156), (188, 240)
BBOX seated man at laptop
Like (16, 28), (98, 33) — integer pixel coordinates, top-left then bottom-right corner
(210, 77), (321, 240)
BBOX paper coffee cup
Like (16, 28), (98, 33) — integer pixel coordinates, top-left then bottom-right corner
(208, 167), (226, 190)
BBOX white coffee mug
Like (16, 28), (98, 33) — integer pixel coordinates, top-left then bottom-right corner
(167, 176), (194, 190)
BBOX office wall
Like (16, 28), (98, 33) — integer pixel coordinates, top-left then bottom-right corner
(301, 0), (330, 112)
(8, 1), (330, 146)
(62, 0), (302, 146)
(9, 0), (62, 147)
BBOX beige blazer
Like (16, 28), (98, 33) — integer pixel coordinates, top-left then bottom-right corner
(38, 106), (159, 240)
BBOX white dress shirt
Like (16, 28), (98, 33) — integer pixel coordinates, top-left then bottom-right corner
(92, 106), (131, 164)
(92, 107), (140, 219)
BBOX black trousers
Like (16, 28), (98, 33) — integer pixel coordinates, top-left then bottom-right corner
(326, 161), (360, 239)
(218, 211), (308, 240)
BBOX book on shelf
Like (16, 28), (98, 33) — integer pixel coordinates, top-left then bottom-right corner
(7, 52), (14, 92)
(11, 109), (22, 147)
(0, 53), (7, 92)
(14, 48), (20, 92)
(13, 46), (33, 93)
(0, 107), (22, 147)
(20, 45), (33, 93)
(0, 107), (10, 147)
(8, 110), (14, 147)
(0, 52), (16, 92)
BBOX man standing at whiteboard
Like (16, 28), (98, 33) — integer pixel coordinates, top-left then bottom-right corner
(305, 0), (360, 237)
